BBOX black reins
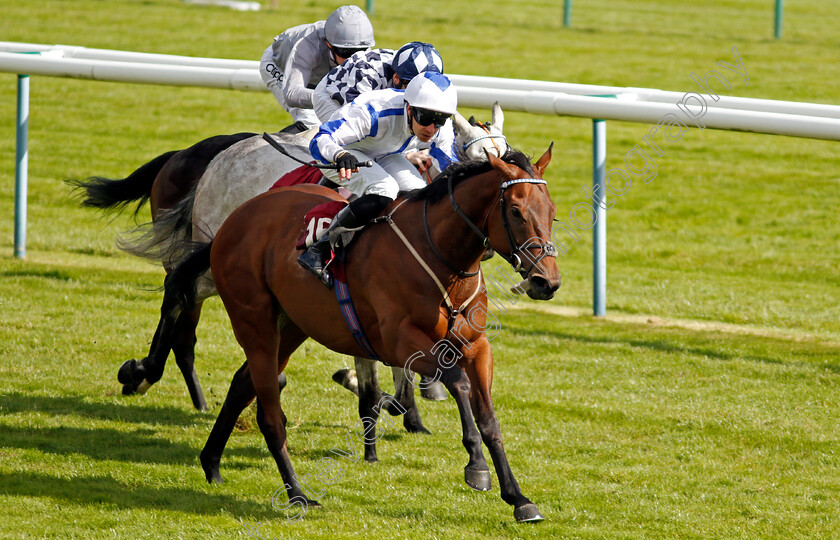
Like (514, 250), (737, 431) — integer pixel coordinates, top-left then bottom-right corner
(261, 132), (373, 170)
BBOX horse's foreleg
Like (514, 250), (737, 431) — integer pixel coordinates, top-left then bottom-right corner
(440, 367), (492, 492)
(466, 340), (544, 523)
(354, 357), (383, 462)
(419, 373), (448, 401)
(390, 328), (489, 490)
(171, 303), (208, 411)
(390, 367), (430, 434)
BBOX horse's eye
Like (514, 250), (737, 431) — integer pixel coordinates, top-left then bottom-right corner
(511, 207), (524, 220)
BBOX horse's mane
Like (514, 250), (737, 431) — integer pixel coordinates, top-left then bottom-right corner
(407, 148), (533, 204)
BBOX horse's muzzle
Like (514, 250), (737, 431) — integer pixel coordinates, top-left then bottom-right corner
(526, 273), (560, 300)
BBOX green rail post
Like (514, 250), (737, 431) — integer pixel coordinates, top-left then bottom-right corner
(15, 74), (29, 259)
(366, 0), (374, 16)
(592, 119), (606, 316)
(775, 0), (783, 39)
(564, 0), (572, 27)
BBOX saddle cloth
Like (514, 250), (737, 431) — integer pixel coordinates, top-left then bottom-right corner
(269, 164), (358, 282)
(269, 163), (324, 190)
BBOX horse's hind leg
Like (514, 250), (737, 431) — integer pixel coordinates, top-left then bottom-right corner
(117, 290), (181, 396)
(391, 367), (430, 434)
(200, 361), (290, 485)
(200, 360), (255, 484)
(171, 303), (208, 411)
(247, 324), (317, 505)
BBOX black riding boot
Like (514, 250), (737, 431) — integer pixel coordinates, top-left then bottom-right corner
(297, 194), (392, 287)
(297, 233), (335, 287)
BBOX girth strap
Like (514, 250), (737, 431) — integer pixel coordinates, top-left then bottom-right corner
(334, 280), (379, 360)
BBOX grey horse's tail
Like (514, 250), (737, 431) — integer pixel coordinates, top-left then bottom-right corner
(116, 188), (201, 268)
(163, 241), (213, 313)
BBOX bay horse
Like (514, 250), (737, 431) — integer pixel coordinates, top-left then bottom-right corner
(75, 105), (508, 415)
(158, 146), (559, 522)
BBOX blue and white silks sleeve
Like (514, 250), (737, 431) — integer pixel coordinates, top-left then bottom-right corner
(428, 121), (460, 172)
(309, 102), (373, 164)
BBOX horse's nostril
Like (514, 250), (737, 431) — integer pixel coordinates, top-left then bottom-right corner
(528, 275), (560, 299)
(529, 275), (549, 291)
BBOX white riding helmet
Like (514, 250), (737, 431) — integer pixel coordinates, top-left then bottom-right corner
(404, 72), (458, 115)
(324, 5), (375, 48)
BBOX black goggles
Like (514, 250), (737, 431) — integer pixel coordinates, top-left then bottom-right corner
(411, 106), (451, 128)
(331, 46), (367, 60)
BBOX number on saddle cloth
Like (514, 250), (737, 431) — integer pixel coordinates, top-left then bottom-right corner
(296, 201), (348, 249)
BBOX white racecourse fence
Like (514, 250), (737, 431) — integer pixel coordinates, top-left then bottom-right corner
(2, 42), (840, 314)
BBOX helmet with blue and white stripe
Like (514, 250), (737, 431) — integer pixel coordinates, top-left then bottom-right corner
(404, 72), (458, 115)
(392, 42), (443, 82)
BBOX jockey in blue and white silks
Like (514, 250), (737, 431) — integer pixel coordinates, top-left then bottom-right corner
(312, 42), (444, 122)
(299, 72), (459, 286)
(259, 5), (374, 131)
(309, 91), (457, 198)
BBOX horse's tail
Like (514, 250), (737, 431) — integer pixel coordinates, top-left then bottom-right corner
(116, 193), (199, 267)
(163, 241), (213, 313)
(66, 150), (179, 217)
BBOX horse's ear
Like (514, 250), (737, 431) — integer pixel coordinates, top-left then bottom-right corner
(534, 142), (553, 176)
(491, 102), (504, 132)
(453, 112), (472, 135)
(468, 115), (477, 126)
(486, 149), (521, 179)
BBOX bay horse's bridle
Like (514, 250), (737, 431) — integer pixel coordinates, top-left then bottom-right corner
(423, 168), (558, 280)
(377, 161), (557, 327)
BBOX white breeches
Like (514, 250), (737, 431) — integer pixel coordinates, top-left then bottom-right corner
(322, 151), (427, 199)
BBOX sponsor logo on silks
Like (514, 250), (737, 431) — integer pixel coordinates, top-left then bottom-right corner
(265, 62), (283, 82)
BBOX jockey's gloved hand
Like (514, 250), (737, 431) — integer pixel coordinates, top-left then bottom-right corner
(335, 152), (360, 171)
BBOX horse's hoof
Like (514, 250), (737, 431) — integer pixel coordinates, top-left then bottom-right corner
(121, 381), (139, 396)
(200, 452), (223, 484)
(464, 467), (492, 491)
(117, 359), (138, 385)
(332, 368), (359, 395)
(513, 503), (545, 523)
(306, 498), (322, 508)
(191, 395), (209, 412)
(420, 380), (448, 401)
(403, 420), (431, 435)
(203, 467), (223, 485)
(207, 471), (224, 485)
